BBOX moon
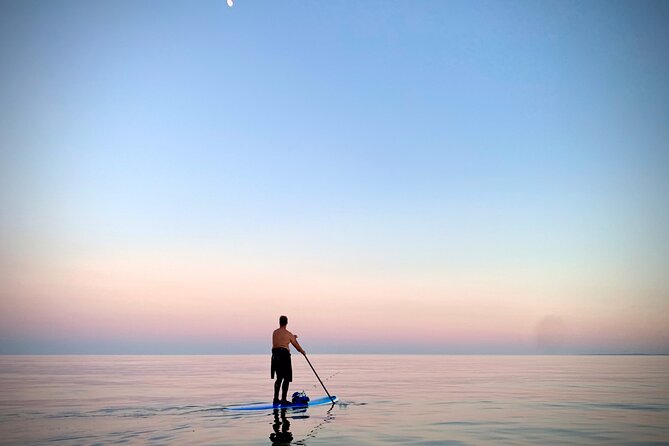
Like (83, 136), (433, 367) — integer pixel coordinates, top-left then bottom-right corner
(227, 0), (233, 7)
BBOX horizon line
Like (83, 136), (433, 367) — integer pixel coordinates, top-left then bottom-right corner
(1, 352), (667, 356)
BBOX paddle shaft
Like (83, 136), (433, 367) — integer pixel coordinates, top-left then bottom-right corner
(303, 354), (335, 403)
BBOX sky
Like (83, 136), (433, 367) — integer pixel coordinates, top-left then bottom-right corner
(1, 0), (668, 354)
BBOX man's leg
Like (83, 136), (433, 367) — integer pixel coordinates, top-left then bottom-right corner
(281, 379), (290, 402)
(274, 377), (282, 403)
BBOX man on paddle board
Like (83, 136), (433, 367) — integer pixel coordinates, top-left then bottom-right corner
(271, 315), (305, 405)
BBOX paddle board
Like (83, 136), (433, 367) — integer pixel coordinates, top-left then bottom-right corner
(224, 395), (337, 411)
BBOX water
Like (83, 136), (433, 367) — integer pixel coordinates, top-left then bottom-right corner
(1, 355), (667, 445)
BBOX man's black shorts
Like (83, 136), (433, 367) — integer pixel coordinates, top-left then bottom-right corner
(271, 347), (292, 382)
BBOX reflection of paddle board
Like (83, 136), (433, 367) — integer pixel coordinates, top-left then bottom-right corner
(224, 395), (338, 411)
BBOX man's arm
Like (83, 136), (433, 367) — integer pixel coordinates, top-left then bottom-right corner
(290, 334), (306, 355)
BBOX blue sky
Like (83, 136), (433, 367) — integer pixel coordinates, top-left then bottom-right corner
(1, 0), (668, 354)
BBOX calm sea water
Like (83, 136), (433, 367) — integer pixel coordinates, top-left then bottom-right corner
(0, 355), (667, 445)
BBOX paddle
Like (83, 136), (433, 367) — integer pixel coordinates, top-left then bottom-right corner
(303, 354), (335, 404)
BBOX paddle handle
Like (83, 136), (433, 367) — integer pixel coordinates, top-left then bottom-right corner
(303, 354), (335, 404)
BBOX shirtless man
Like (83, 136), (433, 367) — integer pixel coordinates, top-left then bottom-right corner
(271, 315), (306, 405)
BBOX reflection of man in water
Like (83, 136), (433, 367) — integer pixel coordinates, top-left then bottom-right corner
(269, 408), (293, 444)
(271, 315), (306, 405)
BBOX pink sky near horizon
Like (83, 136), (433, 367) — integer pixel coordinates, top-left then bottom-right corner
(2, 242), (667, 354)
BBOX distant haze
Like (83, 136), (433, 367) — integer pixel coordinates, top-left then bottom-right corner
(1, 0), (668, 354)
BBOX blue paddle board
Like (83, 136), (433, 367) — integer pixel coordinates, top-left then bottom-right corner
(224, 395), (337, 411)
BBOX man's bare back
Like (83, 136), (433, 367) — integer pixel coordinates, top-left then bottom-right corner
(273, 327), (305, 354)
